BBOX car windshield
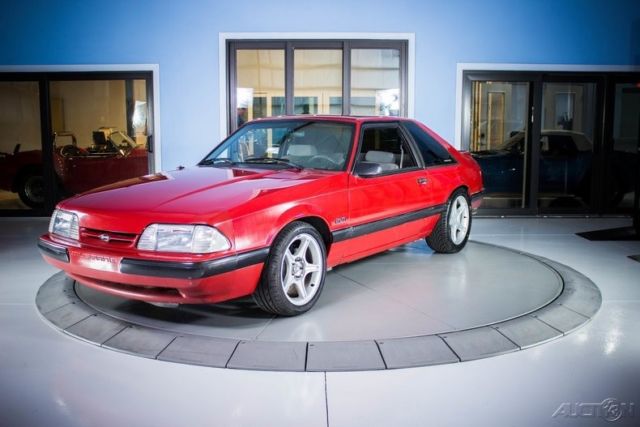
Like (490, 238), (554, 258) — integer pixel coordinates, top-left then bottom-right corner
(201, 120), (355, 171)
(110, 130), (138, 151)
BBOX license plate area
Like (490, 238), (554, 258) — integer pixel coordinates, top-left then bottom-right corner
(77, 253), (120, 272)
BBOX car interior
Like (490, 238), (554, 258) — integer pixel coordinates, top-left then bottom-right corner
(355, 126), (417, 174)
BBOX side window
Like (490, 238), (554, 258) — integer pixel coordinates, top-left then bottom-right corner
(358, 126), (418, 173)
(358, 126), (418, 172)
(541, 135), (577, 157)
(403, 121), (454, 166)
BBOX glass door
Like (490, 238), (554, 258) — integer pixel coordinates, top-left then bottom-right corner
(606, 82), (640, 213)
(0, 81), (44, 212)
(538, 81), (598, 210)
(464, 71), (623, 216)
(48, 78), (151, 205)
(468, 80), (532, 210)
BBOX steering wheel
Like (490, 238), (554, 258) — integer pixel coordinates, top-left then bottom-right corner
(59, 144), (84, 158)
(308, 154), (340, 169)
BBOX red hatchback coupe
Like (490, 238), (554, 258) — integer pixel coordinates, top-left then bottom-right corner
(39, 116), (483, 315)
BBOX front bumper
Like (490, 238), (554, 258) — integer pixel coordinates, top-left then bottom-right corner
(38, 235), (268, 304)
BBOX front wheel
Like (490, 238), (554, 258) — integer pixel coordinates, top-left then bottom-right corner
(426, 189), (471, 253)
(254, 221), (327, 316)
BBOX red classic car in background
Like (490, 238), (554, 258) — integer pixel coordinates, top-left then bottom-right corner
(39, 117), (483, 316)
(0, 127), (147, 208)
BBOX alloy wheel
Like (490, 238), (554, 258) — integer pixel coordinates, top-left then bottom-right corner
(449, 195), (470, 245)
(280, 233), (324, 306)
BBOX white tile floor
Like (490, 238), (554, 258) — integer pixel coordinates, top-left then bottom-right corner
(1, 217), (639, 426)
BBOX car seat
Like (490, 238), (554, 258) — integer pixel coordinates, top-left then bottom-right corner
(286, 144), (317, 164)
(364, 150), (398, 171)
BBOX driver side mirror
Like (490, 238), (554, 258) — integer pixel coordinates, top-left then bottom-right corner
(354, 162), (383, 177)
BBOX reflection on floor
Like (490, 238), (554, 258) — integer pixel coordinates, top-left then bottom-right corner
(1, 217), (639, 426)
(0, 190), (28, 210)
(74, 241), (563, 342)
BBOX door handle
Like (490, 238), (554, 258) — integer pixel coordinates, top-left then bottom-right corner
(417, 177), (428, 185)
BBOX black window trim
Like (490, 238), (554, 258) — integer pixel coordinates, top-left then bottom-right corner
(400, 121), (458, 169)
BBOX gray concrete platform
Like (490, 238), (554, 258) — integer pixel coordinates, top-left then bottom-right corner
(35, 241), (601, 371)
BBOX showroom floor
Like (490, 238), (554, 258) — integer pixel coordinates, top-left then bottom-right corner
(1, 217), (639, 426)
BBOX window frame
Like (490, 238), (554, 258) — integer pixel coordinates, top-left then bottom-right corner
(0, 70), (155, 217)
(227, 39), (409, 134)
(351, 122), (423, 178)
(400, 121), (457, 168)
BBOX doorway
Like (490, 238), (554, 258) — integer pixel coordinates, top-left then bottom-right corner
(463, 70), (638, 215)
(0, 71), (155, 216)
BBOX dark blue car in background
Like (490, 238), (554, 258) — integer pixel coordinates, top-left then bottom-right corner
(472, 130), (636, 207)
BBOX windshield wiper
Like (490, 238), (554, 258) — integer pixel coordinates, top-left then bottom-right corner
(243, 157), (303, 170)
(199, 158), (236, 166)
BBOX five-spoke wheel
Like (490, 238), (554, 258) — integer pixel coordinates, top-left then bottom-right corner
(280, 233), (324, 306)
(254, 221), (327, 316)
(426, 188), (472, 253)
(448, 195), (470, 245)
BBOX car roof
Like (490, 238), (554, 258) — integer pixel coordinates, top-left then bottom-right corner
(251, 115), (413, 124)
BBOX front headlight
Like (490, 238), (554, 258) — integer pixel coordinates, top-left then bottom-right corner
(49, 209), (80, 240)
(137, 224), (231, 253)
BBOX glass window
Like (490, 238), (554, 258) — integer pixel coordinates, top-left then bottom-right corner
(236, 49), (285, 126)
(403, 121), (453, 166)
(204, 120), (354, 171)
(0, 81), (42, 210)
(357, 126), (417, 171)
(538, 82), (596, 209)
(294, 49), (342, 115)
(229, 41), (407, 132)
(607, 83), (639, 212)
(351, 49), (401, 116)
(469, 81), (530, 209)
(49, 79), (150, 201)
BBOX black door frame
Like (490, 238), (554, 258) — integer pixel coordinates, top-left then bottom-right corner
(462, 71), (541, 215)
(463, 70), (638, 216)
(0, 71), (155, 217)
(601, 73), (640, 215)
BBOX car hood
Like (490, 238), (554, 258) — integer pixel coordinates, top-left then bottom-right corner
(59, 166), (337, 228)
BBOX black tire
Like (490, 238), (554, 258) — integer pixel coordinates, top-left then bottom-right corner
(253, 221), (327, 316)
(17, 171), (45, 209)
(426, 188), (472, 254)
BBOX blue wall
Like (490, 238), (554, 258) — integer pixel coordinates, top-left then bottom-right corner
(1, 0), (639, 169)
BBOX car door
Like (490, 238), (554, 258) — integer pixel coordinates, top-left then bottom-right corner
(343, 123), (430, 259)
(402, 121), (461, 209)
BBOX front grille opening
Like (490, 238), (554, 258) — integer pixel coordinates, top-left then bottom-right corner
(81, 228), (138, 247)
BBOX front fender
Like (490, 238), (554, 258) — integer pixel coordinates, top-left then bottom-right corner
(269, 204), (332, 246)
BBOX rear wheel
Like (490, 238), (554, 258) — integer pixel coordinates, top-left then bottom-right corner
(426, 189), (471, 253)
(17, 172), (45, 209)
(254, 221), (327, 316)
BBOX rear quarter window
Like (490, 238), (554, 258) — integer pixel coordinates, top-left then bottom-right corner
(403, 121), (454, 167)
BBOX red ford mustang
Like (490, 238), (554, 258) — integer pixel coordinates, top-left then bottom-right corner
(39, 116), (483, 315)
